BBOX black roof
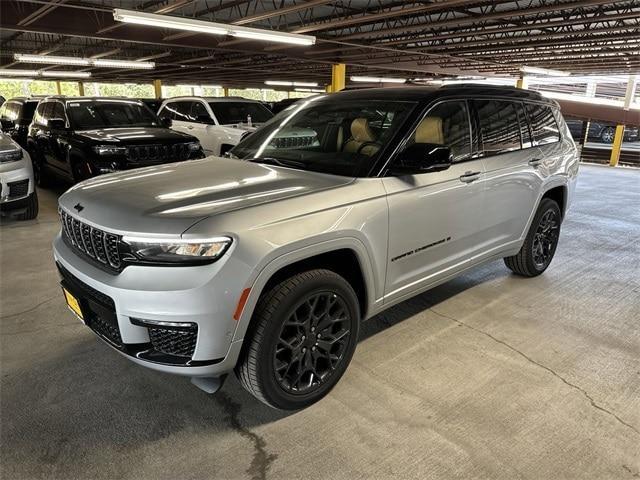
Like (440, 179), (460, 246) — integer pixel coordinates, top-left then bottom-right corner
(328, 84), (557, 106)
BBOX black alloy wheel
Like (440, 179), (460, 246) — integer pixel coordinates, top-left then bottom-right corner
(531, 209), (560, 270)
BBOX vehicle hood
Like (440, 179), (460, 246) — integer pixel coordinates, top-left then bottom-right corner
(76, 127), (196, 144)
(58, 157), (353, 236)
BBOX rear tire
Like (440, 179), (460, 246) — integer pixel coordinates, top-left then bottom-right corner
(235, 269), (360, 410)
(16, 191), (38, 220)
(504, 198), (561, 277)
(600, 126), (615, 144)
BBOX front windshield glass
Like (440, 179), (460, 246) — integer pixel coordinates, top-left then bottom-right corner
(208, 101), (273, 124)
(66, 100), (159, 129)
(229, 97), (417, 177)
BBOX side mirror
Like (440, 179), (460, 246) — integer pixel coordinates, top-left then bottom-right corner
(48, 118), (67, 131)
(390, 143), (453, 175)
(160, 117), (172, 128)
(195, 114), (213, 124)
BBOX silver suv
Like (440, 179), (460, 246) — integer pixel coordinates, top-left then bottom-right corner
(53, 86), (578, 410)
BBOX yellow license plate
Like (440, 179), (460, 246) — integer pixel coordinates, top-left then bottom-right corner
(62, 288), (84, 321)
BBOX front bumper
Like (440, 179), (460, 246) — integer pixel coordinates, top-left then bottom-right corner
(53, 233), (251, 377)
(0, 152), (34, 210)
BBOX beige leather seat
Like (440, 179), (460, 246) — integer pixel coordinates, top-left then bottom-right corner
(414, 116), (444, 144)
(343, 118), (379, 156)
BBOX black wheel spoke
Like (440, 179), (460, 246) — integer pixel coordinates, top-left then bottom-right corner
(532, 209), (559, 268)
(273, 291), (352, 394)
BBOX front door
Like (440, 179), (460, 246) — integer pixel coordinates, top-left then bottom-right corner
(382, 100), (486, 303)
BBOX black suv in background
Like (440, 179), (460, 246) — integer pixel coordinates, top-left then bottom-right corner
(27, 97), (204, 185)
(0, 97), (40, 149)
(565, 118), (639, 144)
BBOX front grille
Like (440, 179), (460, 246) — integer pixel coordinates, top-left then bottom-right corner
(59, 209), (121, 271)
(56, 263), (122, 347)
(127, 143), (191, 163)
(272, 135), (316, 149)
(8, 179), (29, 199)
(148, 326), (198, 358)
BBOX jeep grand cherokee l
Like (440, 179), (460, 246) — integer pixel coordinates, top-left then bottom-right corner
(28, 97), (204, 186)
(53, 86), (578, 410)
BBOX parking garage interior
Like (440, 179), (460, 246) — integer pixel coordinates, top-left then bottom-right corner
(1, 1), (639, 479)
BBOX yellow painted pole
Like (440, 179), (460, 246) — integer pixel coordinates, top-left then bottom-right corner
(77, 81), (85, 96)
(609, 75), (636, 167)
(609, 125), (625, 167)
(515, 75), (528, 89)
(153, 79), (162, 99)
(55, 80), (62, 95)
(331, 63), (346, 92)
(223, 87), (229, 97)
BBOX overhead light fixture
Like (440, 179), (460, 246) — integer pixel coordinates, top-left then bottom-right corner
(520, 66), (571, 77)
(44, 71), (92, 78)
(113, 9), (316, 46)
(0, 69), (91, 78)
(294, 88), (325, 93)
(265, 80), (318, 87)
(14, 53), (154, 69)
(350, 76), (406, 84)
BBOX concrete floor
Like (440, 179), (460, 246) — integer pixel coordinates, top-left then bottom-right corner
(1, 164), (639, 480)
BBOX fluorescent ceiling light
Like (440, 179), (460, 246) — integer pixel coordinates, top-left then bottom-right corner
(14, 53), (154, 69)
(0, 69), (40, 77)
(45, 71), (92, 78)
(113, 9), (315, 46)
(294, 88), (325, 93)
(350, 76), (406, 84)
(265, 80), (318, 87)
(0, 69), (90, 78)
(520, 66), (571, 77)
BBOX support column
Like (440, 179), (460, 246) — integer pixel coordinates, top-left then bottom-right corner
(55, 80), (62, 95)
(223, 87), (229, 97)
(331, 63), (346, 93)
(515, 75), (528, 89)
(610, 75), (636, 167)
(77, 81), (85, 96)
(153, 79), (162, 99)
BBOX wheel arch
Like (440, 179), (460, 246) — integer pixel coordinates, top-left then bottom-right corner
(541, 184), (567, 219)
(232, 238), (376, 343)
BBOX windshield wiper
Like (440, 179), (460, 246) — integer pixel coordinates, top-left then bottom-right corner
(247, 157), (305, 168)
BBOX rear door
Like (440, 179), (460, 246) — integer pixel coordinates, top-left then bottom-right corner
(472, 99), (543, 251)
(383, 99), (486, 302)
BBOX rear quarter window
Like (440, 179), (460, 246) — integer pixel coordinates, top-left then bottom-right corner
(526, 103), (560, 145)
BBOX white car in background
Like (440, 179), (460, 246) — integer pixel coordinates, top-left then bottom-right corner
(158, 97), (274, 156)
(0, 133), (38, 220)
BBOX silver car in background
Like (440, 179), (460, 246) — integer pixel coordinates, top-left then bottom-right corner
(0, 133), (38, 220)
(53, 85), (578, 410)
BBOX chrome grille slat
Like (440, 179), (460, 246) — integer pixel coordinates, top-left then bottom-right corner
(59, 209), (121, 271)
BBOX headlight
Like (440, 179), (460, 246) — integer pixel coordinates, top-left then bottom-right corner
(122, 236), (232, 265)
(93, 145), (127, 156)
(0, 147), (23, 163)
(187, 141), (202, 152)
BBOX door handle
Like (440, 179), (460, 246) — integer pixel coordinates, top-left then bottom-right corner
(459, 171), (481, 183)
(528, 158), (543, 167)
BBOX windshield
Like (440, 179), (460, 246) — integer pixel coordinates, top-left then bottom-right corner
(66, 100), (159, 129)
(209, 101), (273, 124)
(229, 97), (417, 177)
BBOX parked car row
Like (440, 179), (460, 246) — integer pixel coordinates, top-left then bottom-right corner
(565, 118), (639, 144)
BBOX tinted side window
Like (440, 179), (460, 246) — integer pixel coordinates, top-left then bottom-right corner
(158, 105), (175, 121)
(191, 101), (210, 122)
(526, 104), (560, 145)
(33, 102), (46, 125)
(474, 100), (521, 155)
(176, 101), (194, 121)
(405, 100), (472, 162)
(50, 102), (66, 121)
(39, 103), (55, 126)
(19, 101), (38, 122)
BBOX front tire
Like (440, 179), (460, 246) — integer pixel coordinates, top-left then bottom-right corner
(235, 269), (360, 410)
(600, 126), (615, 144)
(504, 198), (561, 277)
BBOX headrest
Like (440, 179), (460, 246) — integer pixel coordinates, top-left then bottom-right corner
(350, 118), (375, 143)
(415, 117), (444, 145)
